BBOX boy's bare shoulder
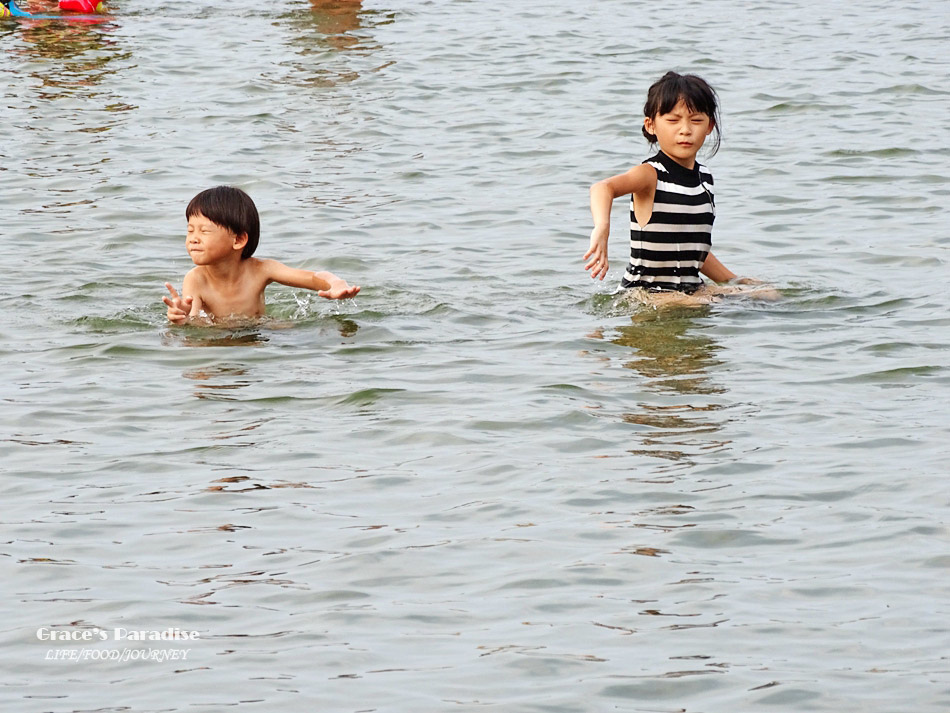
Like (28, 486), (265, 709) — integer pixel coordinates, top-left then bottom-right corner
(182, 265), (202, 285)
(249, 257), (293, 278)
(249, 257), (282, 270)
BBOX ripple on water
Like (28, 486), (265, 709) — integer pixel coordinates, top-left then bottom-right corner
(3, 1), (950, 711)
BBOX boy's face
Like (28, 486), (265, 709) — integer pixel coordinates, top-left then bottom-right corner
(186, 213), (246, 265)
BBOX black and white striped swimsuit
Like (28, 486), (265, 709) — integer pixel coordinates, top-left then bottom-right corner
(621, 151), (715, 294)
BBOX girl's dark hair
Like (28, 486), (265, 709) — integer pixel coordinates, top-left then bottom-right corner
(185, 186), (260, 259)
(641, 71), (721, 157)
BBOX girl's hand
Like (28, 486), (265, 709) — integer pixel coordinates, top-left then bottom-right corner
(584, 226), (610, 280)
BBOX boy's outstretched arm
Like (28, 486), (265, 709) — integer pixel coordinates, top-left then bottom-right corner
(263, 260), (361, 300)
(312, 271), (361, 299)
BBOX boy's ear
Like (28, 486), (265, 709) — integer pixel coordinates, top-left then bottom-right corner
(232, 232), (249, 252)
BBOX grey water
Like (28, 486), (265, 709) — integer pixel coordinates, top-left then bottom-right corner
(1, 0), (949, 710)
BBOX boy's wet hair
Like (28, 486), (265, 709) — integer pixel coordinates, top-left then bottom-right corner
(186, 186), (260, 259)
(642, 71), (721, 157)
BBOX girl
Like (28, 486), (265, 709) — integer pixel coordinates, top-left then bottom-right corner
(585, 71), (762, 302)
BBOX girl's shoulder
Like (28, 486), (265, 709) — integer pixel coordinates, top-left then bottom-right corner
(632, 160), (660, 182)
(630, 160), (659, 178)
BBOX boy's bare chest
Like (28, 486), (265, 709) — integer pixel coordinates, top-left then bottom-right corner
(198, 272), (267, 318)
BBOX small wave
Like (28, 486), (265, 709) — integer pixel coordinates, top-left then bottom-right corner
(764, 100), (838, 113)
(873, 83), (949, 96)
(73, 307), (160, 332)
(823, 147), (919, 159)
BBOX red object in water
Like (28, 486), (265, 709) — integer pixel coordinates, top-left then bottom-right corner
(58, 0), (103, 11)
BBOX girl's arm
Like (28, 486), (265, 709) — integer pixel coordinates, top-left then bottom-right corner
(585, 164), (656, 281)
(700, 252), (763, 284)
(699, 252), (737, 282)
(262, 259), (361, 299)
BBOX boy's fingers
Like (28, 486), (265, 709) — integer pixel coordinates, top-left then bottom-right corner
(165, 283), (179, 299)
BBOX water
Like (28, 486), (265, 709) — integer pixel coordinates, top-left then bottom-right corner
(2, 0), (949, 710)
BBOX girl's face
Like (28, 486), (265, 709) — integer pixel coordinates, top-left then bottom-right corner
(644, 99), (714, 168)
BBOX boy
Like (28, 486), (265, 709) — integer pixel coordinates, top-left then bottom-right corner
(163, 186), (360, 324)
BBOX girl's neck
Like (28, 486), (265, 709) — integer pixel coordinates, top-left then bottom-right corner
(658, 149), (698, 172)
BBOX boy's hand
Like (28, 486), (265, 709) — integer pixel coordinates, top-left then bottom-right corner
(584, 226), (609, 280)
(317, 279), (361, 300)
(163, 282), (193, 324)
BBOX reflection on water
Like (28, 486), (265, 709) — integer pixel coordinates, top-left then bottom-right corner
(280, 0), (394, 88)
(3, 11), (127, 207)
(182, 365), (257, 402)
(612, 309), (724, 396)
(621, 401), (730, 466)
(308, 0), (365, 52)
(11, 18), (120, 97)
(160, 313), (359, 347)
(331, 315), (359, 337)
(3, 0), (949, 707)
(273, 0), (396, 211)
(205, 474), (319, 492)
(592, 308), (731, 469)
(162, 328), (270, 349)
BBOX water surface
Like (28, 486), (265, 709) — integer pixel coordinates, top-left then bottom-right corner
(2, 1), (949, 711)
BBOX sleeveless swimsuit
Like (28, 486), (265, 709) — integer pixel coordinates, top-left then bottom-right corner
(621, 150), (715, 294)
